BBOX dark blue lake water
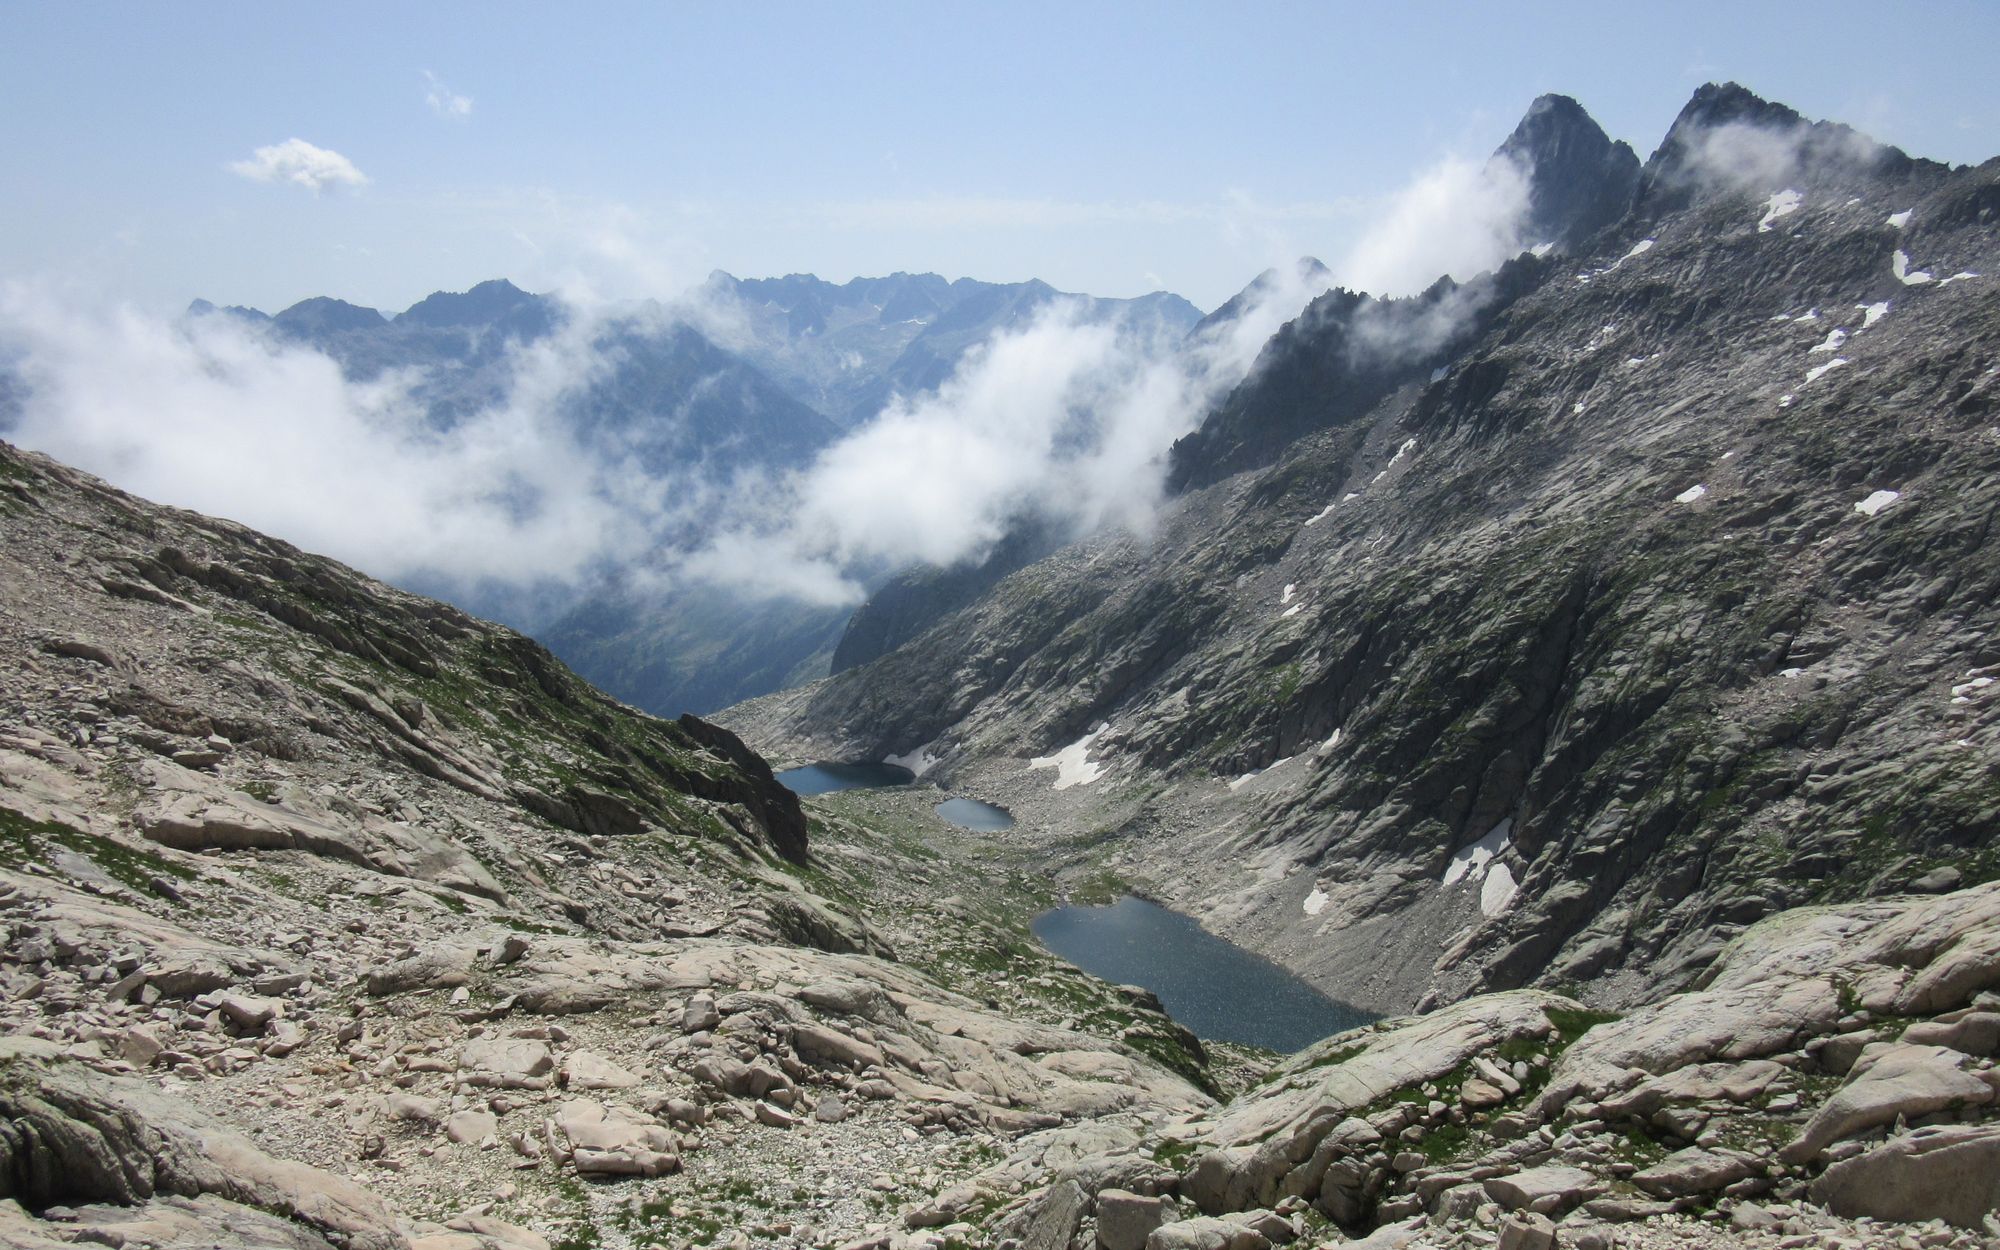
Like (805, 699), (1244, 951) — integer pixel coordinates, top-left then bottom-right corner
(1031, 895), (1374, 1052)
(776, 762), (915, 796)
(934, 798), (1015, 831)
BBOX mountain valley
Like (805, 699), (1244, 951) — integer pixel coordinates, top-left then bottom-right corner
(4, 80), (2000, 1250)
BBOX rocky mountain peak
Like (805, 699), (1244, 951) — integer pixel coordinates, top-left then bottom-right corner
(1494, 92), (1640, 251)
(270, 295), (387, 336)
(1637, 81), (1940, 216)
(395, 278), (556, 334)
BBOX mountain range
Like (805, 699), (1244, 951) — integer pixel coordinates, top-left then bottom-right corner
(2, 82), (1999, 1250)
(180, 272), (1204, 719)
(728, 82), (2000, 1021)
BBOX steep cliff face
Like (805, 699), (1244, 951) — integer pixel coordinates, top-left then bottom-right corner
(724, 86), (2000, 1016)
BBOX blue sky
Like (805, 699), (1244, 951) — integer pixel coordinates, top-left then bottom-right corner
(5, 1), (1997, 313)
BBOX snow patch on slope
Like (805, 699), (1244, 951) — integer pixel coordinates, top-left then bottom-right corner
(884, 747), (939, 779)
(1029, 725), (1108, 789)
(1854, 489), (1901, 517)
(1758, 189), (1803, 232)
(1443, 819), (1511, 886)
(1893, 250), (1934, 286)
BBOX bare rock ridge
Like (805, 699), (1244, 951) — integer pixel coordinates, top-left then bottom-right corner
(724, 78), (2000, 1091)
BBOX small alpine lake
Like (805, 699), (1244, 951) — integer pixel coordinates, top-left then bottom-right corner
(933, 797), (1015, 831)
(1031, 895), (1374, 1053)
(775, 761), (915, 796)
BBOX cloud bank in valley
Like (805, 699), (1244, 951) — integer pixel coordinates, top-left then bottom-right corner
(1, 143), (1548, 613)
(0, 284), (673, 591)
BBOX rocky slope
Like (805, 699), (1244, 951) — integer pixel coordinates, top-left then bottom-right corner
(970, 880), (2000, 1250)
(723, 83), (2000, 1025)
(0, 440), (1218, 1250)
(10, 433), (2000, 1250)
(9, 79), (2000, 1250)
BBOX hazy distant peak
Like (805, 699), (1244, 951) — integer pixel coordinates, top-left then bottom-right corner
(185, 298), (271, 323)
(396, 278), (554, 331)
(272, 296), (387, 335)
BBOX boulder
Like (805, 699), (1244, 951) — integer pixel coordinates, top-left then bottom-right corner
(798, 981), (898, 1020)
(1811, 1123), (2000, 1228)
(1782, 1042), (1995, 1162)
(458, 1038), (554, 1090)
(682, 993), (721, 1034)
(1144, 1216), (1269, 1250)
(500, 976), (621, 1015)
(1481, 1165), (1599, 1215)
(905, 1183), (981, 1229)
(146, 960), (234, 998)
(385, 1093), (447, 1125)
(0, 1038), (404, 1250)
(1494, 1213), (1556, 1250)
(1097, 1189), (1176, 1250)
(1901, 1011), (2000, 1057)
(1630, 1147), (1759, 1198)
(212, 994), (281, 1033)
(997, 1179), (1089, 1250)
(794, 1023), (885, 1071)
(560, 1051), (638, 1090)
(445, 1110), (498, 1144)
(692, 1054), (755, 1096)
(366, 947), (474, 996)
(553, 1100), (678, 1178)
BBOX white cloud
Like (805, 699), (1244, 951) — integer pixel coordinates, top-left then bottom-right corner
(0, 249), (1339, 617)
(684, 268), (1327, 605)
(0, 283), (681, 591)
(1334, 153), (1533, 298)
(424, 70), (473, 120)
(228, 138), (369, 193)
(1673, 118), (1885, 196)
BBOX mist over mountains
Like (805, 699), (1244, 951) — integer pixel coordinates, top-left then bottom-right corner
(6, 72), (2000, 1250)
(0, 89), (1810, 720)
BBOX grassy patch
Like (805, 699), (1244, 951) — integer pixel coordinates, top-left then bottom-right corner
(0, 806), (198, 894)
(1069, 865), (1128, 905)
(1545, 1005), (1619, 1041)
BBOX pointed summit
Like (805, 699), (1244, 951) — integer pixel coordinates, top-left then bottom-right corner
(396, 279), (557, 337)
(271, 296), (385, 337)
(1493, 93), (1640, 252)
(1192, 257), (1333, 339)
(1635, 82), (1935, 215)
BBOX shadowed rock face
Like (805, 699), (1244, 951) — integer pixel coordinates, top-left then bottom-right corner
(1495, 93), (1641, 252)
(674, 713), (809, 863)
(723, 83), (2000, 1021)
